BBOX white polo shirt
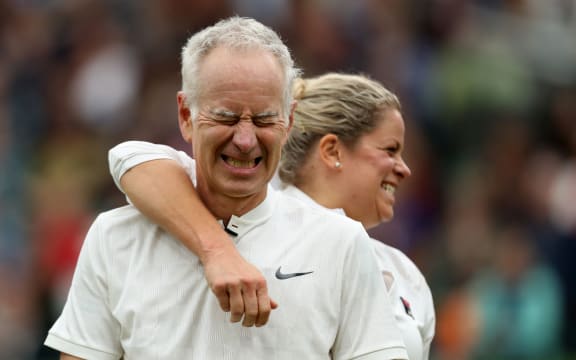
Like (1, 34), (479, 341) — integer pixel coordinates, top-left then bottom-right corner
(45, 146), (408, 359)
(282, 186), (436, 360)
(373, 241), (435, 360)
(107, 140), (436, 359)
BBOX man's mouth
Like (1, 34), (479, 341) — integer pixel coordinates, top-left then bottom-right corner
(222, 155), (262, 168)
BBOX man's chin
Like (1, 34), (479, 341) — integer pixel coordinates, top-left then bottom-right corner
(218, 182), (267, 199)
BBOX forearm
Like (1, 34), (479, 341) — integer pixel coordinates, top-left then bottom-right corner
(114, 149), (276, 326)
(120, 159), (233, 264)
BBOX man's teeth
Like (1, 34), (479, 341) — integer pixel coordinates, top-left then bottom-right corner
(226, 158), (256, 168)
(382, 184), (395, 194)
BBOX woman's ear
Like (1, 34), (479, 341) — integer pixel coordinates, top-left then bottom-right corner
(318, 134), (342, 170)
(177, 92), (193, 143)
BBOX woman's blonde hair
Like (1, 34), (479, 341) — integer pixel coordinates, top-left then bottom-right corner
(278, 73), (401, 185)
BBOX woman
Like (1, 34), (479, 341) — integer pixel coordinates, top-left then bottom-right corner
(109, 73), (435, 360)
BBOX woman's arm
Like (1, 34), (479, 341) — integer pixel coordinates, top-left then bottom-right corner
(109, 141), (276, 327)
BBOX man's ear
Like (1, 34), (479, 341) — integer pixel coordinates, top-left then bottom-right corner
(318, 134), (342, 170)
(177, 92), (193, 143)
(281, 100), (297, 145)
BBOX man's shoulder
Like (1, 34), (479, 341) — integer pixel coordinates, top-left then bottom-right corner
(93, 204), (157, 234)
(89, 205), (178, 263)
(97, 204), (145, 222)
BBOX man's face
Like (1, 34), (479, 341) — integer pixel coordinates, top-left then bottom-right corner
(178, 46), (291, 208)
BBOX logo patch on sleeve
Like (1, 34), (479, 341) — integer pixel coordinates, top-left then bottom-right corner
(400, 296), (414, 319)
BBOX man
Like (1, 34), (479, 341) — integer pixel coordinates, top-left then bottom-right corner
(45, 17), (408, 359)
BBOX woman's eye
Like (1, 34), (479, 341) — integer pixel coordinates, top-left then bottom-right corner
(382, 146), (398, 154)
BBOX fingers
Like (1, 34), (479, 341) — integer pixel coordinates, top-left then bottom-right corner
(235, 280), (272, 327)
(227, 283), (244, 323)
(212, 278), (277, 327)
(242, 284), (259, 327)
(212, 281), (231, 312)
(203, 251), (277, 327)
(255, 287), (272, 327)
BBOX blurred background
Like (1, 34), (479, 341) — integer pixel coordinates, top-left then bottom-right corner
(1, 0), (575, 359)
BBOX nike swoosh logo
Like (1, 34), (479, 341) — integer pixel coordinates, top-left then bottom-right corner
(275, 266), (314, 280)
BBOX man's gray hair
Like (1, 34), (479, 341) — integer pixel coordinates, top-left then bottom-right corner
(181, 16), (300, 122)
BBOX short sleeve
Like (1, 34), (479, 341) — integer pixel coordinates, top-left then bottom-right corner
(44, 216), (123, 360)
(108, 141), (197, 194)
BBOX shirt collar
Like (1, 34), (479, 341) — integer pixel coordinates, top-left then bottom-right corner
(219, 185), (277, 239)
(280, 184), (346, 216)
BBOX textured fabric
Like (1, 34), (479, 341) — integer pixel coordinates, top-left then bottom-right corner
(45, 141), (408, 359)
(372, 241), (436, 360)
(108, 140), (434, 359)
(283, 185), (435, 360)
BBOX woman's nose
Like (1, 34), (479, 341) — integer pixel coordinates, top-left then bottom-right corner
(396, 158), (411, 178)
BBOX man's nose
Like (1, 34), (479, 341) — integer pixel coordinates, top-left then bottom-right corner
(232, 120), (258, 152)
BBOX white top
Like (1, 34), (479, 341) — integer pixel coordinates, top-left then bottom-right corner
(106, 140), (435, 360)
(372, 241), (435, 360)
(282, 186), (435, 360)
(45, 144), (409, 359)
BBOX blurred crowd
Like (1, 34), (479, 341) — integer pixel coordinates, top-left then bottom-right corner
(1, 0), (575, 359)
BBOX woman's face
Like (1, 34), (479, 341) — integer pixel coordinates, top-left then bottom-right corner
(339, 109), (411, 228)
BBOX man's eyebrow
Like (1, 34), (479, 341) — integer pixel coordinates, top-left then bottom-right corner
(209, 109), (238, 117)
(253, 111), (279, 118)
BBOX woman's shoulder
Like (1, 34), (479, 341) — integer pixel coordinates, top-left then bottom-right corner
(371, 239), (428, 290)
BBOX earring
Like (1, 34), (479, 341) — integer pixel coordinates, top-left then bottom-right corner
(335, 161), (342, 169)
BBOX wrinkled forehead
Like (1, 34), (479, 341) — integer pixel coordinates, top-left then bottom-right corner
(200, 46), (284, 81)
(196, 47), (286, 110)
